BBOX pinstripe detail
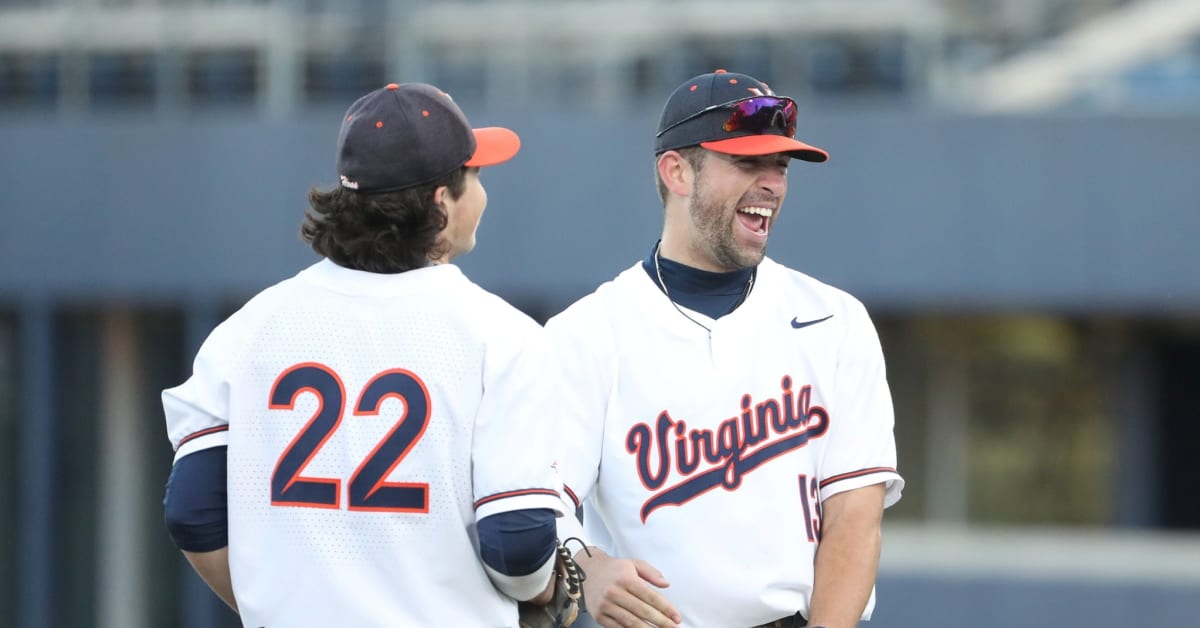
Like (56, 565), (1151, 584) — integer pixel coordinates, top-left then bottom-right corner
(474, 488), (560, 509)
(563, 484), (581, 509)
(819, 466), (896, 489)
(178, 425), (229, 448)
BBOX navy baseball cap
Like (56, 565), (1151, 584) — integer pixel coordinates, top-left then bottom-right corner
(654, 70), (828, 162)
(336, 82), (520, 193)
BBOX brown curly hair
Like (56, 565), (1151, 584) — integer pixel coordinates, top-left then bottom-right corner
(301, 167), (468, 273)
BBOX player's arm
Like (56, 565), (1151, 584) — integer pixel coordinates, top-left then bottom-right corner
(809, 298), (904, 626)
(555, 496), (680, 628)
(163, 446), (238, 613)
(181, 547), (237, 613)
(568, 545), (682, 628)
(472, 322), (572, 602)
(806, 483), (885, 628)
(542, 315), (682, 628)
(477, 508), (559, 603)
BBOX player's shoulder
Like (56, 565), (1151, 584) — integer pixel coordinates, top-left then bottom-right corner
(210, 265), (316, 334)
(181, 264), (317, 366)
(759, 257), (872, 319)
(446, 268), (542, 333)
(545, 263), (642, 331)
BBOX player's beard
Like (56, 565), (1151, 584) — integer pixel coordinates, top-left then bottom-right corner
(688, 179), (770, 271)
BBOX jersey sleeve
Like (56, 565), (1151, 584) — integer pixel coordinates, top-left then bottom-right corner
(817, 298), (904, 507)
(162, 318), (239, 463)
(472, 323), (567, 521)
(541, 303), (615, 543)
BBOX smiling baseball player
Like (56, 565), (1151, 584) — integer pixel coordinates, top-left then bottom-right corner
(547, 71), (905, 628)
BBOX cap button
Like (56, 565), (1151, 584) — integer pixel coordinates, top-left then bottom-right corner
(385, 83), (399, 90)
(714, 69), (727, 74)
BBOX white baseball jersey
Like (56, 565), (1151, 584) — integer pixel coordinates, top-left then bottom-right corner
(547, 257), (904, 627)
(163, 259), (564, 628)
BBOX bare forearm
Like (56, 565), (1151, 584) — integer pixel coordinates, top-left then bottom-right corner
(807, 484), (885, 628)
(572, 546), (681, 628)
(182, 547), (238, 613)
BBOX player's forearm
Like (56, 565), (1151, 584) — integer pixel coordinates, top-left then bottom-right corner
(182, 547), (238, 613)
(807, 484), (885, 628)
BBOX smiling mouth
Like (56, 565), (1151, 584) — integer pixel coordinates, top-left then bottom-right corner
(737, 206), (774, 235)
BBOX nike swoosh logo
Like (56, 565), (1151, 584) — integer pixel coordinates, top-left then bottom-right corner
(791, 315), (833, 329)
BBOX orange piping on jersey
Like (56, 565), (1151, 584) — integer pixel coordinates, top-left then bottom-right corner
(673, 413), (702, 477)
(628, 374), (831, 522)
(268, 361), (345, 509)
(177, 424), (229, 448)
(818, 467), (897, 489)
(347, 368), (432, 513)
(636, 426), (825, 522)
(628, 376), (827, 492)
(474, 488), (561, 510)
(626, 414), (671, 491)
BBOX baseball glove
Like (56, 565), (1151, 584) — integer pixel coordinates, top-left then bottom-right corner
(518, 540), (584, 628)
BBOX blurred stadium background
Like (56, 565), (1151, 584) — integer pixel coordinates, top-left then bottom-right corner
(1, 0), (1199, 626)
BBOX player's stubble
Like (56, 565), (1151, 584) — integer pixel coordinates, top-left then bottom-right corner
(688, 170), (777, 272)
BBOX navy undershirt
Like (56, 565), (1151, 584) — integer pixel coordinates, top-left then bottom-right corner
(164, 448), (556, 576)
(641, 242), (757, 319)
(163, 446), (229, 552)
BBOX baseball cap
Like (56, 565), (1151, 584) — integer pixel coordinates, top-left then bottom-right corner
(654, 70), (828, 163)
(335, 82), (521, 193)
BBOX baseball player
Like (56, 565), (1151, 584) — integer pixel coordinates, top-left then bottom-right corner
(548, 70), (904, 628)
(161, 83), (567, 627)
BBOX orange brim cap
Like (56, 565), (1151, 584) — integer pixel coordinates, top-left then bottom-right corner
(701, 134), (829, 163)
(466, 127), (521, 167)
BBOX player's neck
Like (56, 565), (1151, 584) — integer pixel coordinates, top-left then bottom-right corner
(658, 237), (721, 273)
(659, 237), (757, 274)
(647, 241), (757, 327)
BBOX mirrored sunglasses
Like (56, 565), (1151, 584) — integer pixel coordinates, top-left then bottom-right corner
(656, 95), (798, 139)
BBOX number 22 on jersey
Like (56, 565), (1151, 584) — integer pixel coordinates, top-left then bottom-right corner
(268, 362), (431, 513)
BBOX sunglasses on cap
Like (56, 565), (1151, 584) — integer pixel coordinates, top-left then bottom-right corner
(656, 95), (798, 139)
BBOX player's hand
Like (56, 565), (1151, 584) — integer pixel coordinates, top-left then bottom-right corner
(574, 548), (681, 628)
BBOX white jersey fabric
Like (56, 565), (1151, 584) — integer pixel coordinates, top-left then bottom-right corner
(548, 257), (904, 628)
(163, 259), (564, 628)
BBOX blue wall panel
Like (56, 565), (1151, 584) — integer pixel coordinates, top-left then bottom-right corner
(2, 110), (1198, 313)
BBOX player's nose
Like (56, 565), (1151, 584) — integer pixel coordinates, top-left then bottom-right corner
(757, 169), (787, 197)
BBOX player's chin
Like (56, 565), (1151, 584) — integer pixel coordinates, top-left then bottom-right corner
(730, 245), (767, 269)
(453, 238), (477, 259)
(734, 234), (769, 263)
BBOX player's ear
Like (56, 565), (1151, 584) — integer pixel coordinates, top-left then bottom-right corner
(433, 184), (461, 228)
(656, 151), (694, 199)
(432, 184), (449, 209)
